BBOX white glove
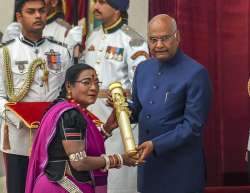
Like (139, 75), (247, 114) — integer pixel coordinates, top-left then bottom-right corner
(2, 22), (22, 42)
(64, 26), (83, 49)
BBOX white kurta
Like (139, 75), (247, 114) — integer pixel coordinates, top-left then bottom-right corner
(84, 23), (148, 193)
(0, 35), (71, 156)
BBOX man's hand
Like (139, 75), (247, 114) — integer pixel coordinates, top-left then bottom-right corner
(122, 153), (144, 167)
(137, 141), (154, 162)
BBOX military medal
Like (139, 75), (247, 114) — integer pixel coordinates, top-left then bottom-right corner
(109, 47), (116, 60)
(105, 46), (111, 59)
(105, 46), (124, 61)
(45, 49), (61, 72)
(15, 60), (28, 73)
(117, 48), (124, 61)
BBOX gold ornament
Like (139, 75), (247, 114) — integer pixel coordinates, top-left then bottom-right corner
(3, 46), (48, 102)
(67, 90), (72, 100)
(109, 82), (137, 157)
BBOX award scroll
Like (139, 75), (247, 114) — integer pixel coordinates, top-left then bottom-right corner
(108, 82), (137, 157)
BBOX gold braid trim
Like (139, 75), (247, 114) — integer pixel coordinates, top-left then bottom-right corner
(3, 46), (49, 102)
(248, 78), (250, 97)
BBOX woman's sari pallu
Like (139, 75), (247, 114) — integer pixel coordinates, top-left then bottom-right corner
(25, 101), (108, 193)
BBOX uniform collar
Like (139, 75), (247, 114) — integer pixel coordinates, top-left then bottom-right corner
(102, 17), (124, 34)
(47, 11), (64, 24)
(19, 34), (45, 47)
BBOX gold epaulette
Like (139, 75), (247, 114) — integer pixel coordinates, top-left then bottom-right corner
(121, 25), (146, 47)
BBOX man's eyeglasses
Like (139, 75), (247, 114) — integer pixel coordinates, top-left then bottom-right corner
(74, 79), (102, 88)
(149, 31), (177, 45)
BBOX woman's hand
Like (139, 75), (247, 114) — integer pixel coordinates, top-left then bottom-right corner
(105, 92), (114, 107)
(103, 110), (118, 134)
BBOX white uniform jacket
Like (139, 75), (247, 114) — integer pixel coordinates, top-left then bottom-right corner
(0, 35), (71, 156)
(84, 20), (149, 122)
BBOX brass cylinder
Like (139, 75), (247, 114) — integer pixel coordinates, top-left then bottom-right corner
(108, 82), (137, 156)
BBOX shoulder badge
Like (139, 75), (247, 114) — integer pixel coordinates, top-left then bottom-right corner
(56, 18), (71, 30)
(121, 25), (146, 47)
(1, 39), (15, 47)
(46, 37), (67, 48)
(131, 51), (149, 60)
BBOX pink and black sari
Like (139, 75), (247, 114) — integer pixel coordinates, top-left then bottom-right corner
(25, 101), (107, 193)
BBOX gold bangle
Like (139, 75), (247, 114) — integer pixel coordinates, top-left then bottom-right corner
(108, 155), (116, 168)
(69, 150), (87, 161)
(101, 154), (110, 171)
(116, 153), (123, 168)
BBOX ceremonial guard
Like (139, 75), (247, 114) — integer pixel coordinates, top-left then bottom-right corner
(2, 0), (82, 53)
(83, 0), (148, 193)
(0, 1), (71, 193)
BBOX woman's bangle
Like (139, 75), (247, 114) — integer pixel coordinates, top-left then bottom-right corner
(101, 154), (110, 171)
(101, 154), (123, 171)
(110, 154), (123, 169)
(116, 153), (124, 167)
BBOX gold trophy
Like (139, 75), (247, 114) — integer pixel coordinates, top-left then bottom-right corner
(108, 82), (137, 157)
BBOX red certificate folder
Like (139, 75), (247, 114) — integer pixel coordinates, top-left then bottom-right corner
(5, 102), (52, 129)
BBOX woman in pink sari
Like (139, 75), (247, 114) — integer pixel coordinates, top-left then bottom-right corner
(25, 63), (138, 193)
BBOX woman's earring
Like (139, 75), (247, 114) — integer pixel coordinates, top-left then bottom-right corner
(67, 90), (72, 100)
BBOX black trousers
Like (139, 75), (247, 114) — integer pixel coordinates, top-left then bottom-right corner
(3, 153), (29, 193)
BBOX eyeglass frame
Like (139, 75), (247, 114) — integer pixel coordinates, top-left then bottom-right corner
(73, 78), (102, 88)
(149, 31), (177, 45)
